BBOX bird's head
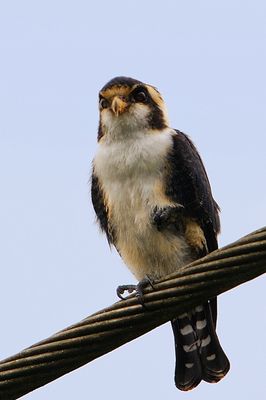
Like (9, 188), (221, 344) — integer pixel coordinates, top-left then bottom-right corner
(97, 76), (169, 142)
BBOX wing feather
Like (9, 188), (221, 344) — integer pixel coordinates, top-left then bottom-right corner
(91, 168), (115, 245)
(166, 130), (220, 253)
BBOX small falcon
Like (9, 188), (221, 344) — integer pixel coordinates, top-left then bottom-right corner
(91, 76), (230, 390)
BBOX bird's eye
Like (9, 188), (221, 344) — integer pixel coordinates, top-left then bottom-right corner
(132, 89), (147, 103)
(99, 98), (109, 109)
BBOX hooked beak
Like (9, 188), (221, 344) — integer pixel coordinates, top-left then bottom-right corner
(111, 96), (128, 116)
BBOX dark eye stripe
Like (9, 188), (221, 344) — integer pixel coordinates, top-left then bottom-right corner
(131, 86), (149, 103)
(99, 98), (109, 109)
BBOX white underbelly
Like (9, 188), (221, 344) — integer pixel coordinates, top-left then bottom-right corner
(93, 128), (194, 281)
(108, 182), (193, 281)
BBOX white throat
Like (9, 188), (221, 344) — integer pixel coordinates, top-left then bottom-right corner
(100, 104), (153, 143)
(94, 127), (174, 182)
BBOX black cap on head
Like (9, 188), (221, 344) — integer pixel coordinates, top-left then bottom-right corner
(100, 76), (143, 92)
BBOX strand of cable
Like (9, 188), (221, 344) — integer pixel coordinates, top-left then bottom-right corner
(0, 227), (265, 400)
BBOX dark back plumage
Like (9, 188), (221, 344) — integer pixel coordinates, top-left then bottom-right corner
(166, 130), (220, 253)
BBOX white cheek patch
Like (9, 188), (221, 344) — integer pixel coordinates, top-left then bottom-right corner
(101, 110), (116, 133)
(129, 103), (150, 125)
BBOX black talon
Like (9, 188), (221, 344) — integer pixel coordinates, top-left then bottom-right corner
(151, 205), (184, 231)
(116, 275), (154, 304)
(116, 284), (137, 300)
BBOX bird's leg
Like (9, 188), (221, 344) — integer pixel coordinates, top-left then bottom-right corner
(151, 204), (184, 231)
(116, 275), (154, 304)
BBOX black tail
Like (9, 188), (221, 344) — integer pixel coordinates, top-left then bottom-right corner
(171, 314), (202, 390)
(171, 300), (230, 391)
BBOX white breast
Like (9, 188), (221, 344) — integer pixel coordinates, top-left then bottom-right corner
(93, 129), (193, 280)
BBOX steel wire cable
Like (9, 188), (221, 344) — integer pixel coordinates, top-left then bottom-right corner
(0, 227), (265, 399)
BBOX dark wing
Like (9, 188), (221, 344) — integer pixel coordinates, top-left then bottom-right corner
(166, 130), (220, 253)
(167, 131), (229, 389)
(91, 167), (115, 245)
(166, 130), (220, 326)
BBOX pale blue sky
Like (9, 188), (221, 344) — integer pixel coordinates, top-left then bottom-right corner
(0, 1), (265, 399)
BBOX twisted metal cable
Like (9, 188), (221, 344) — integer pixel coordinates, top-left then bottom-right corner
(0, 227), (265, 400)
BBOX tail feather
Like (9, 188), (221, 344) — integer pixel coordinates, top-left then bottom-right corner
(195, 302), (230, 383)
(171, 315), (202, 391)
(171, 301), (230, 391)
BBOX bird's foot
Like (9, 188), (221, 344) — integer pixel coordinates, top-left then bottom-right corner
(151, 205), (184, 231)
(116, 275), (154, 304)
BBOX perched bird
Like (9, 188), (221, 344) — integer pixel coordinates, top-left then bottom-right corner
(91, 76), (230, 390)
